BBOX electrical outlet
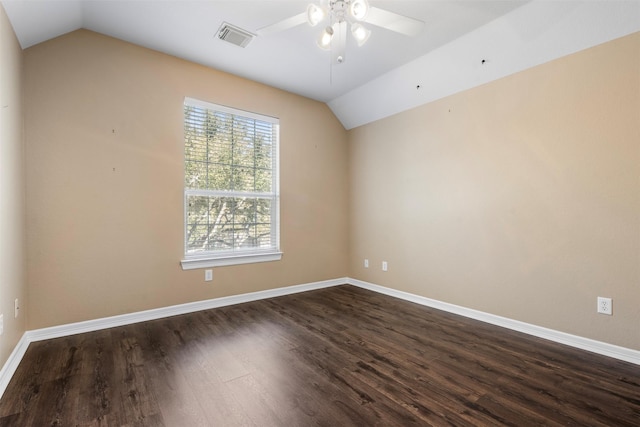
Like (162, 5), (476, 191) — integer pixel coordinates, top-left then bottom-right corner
(205, 269), (213, 281)
(15, 299), (19, 318)
(0, 314), (3, 336)
(597, 297), (612, 315)
(382, 261), (388, 272)
(364, 259), (369, 268)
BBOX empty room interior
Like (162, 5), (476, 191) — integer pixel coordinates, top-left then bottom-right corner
(0, 0), (639, 425)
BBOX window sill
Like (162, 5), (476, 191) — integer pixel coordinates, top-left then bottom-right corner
(181, 251), (282, 270)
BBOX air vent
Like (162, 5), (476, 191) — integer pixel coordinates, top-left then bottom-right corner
(217, 22), (254, 48)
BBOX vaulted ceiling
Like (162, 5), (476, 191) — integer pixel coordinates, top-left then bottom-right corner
(3, 0), (639, 129)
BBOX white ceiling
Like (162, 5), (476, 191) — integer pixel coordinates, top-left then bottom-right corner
(2, 0), (640, 129)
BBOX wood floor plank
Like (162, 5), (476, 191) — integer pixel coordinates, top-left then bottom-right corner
(229, 321), (384, 426)
(111, 332), (163, 425)
(1, 285), (638, 426)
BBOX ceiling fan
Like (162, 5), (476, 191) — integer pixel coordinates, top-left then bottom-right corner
(257, 0), (425, 65)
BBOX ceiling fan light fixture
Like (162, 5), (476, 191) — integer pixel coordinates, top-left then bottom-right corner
(317, 25), (334, 50)
(349, 0), (369, 21)
(351, 22), (370, 46)
(307, 3), (325, 26)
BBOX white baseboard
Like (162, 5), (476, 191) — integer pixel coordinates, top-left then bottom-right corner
(2, 276), (638, 400)
(26, 278), (347, 343)
(347, 278), (640, 365)
(0, 333), (30, 400)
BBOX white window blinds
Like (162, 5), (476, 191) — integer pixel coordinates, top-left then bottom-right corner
(183, 98), (280, 264)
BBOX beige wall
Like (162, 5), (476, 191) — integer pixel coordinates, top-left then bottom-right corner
(0, 4), (26, 368)
(349, 32), (640, 350)
(17, 26), (640, 353)
(24, 30), (349, 329)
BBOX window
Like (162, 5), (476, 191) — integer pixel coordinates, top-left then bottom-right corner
(181, 98), (281, 269)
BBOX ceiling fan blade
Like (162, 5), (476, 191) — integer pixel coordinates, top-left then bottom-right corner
(256, 12), (307, 36)
(365, 6), (425, 37)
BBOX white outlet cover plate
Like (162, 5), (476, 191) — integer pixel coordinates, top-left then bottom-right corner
(597, 297), (612, 315)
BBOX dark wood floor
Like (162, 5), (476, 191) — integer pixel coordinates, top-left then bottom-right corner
(0, 285), (638, 426)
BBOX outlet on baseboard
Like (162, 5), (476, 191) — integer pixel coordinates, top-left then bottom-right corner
(382, 261), (388, 272)
(364, 259), (369, 268)
(205, 269), (213, 282)
(15, 298), (19, 318)
(597, 297), (612, 315)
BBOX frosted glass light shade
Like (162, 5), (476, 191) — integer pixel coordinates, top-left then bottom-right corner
(350, 0), (369, 20)
(351, 22), (371, 46)
(317, 26), (334, 50)
(307, 4), (325, 26)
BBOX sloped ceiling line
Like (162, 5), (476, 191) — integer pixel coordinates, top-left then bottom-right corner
(2, 1), (639, 129)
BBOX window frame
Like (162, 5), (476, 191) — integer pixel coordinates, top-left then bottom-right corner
(180, 97), (282, 270)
